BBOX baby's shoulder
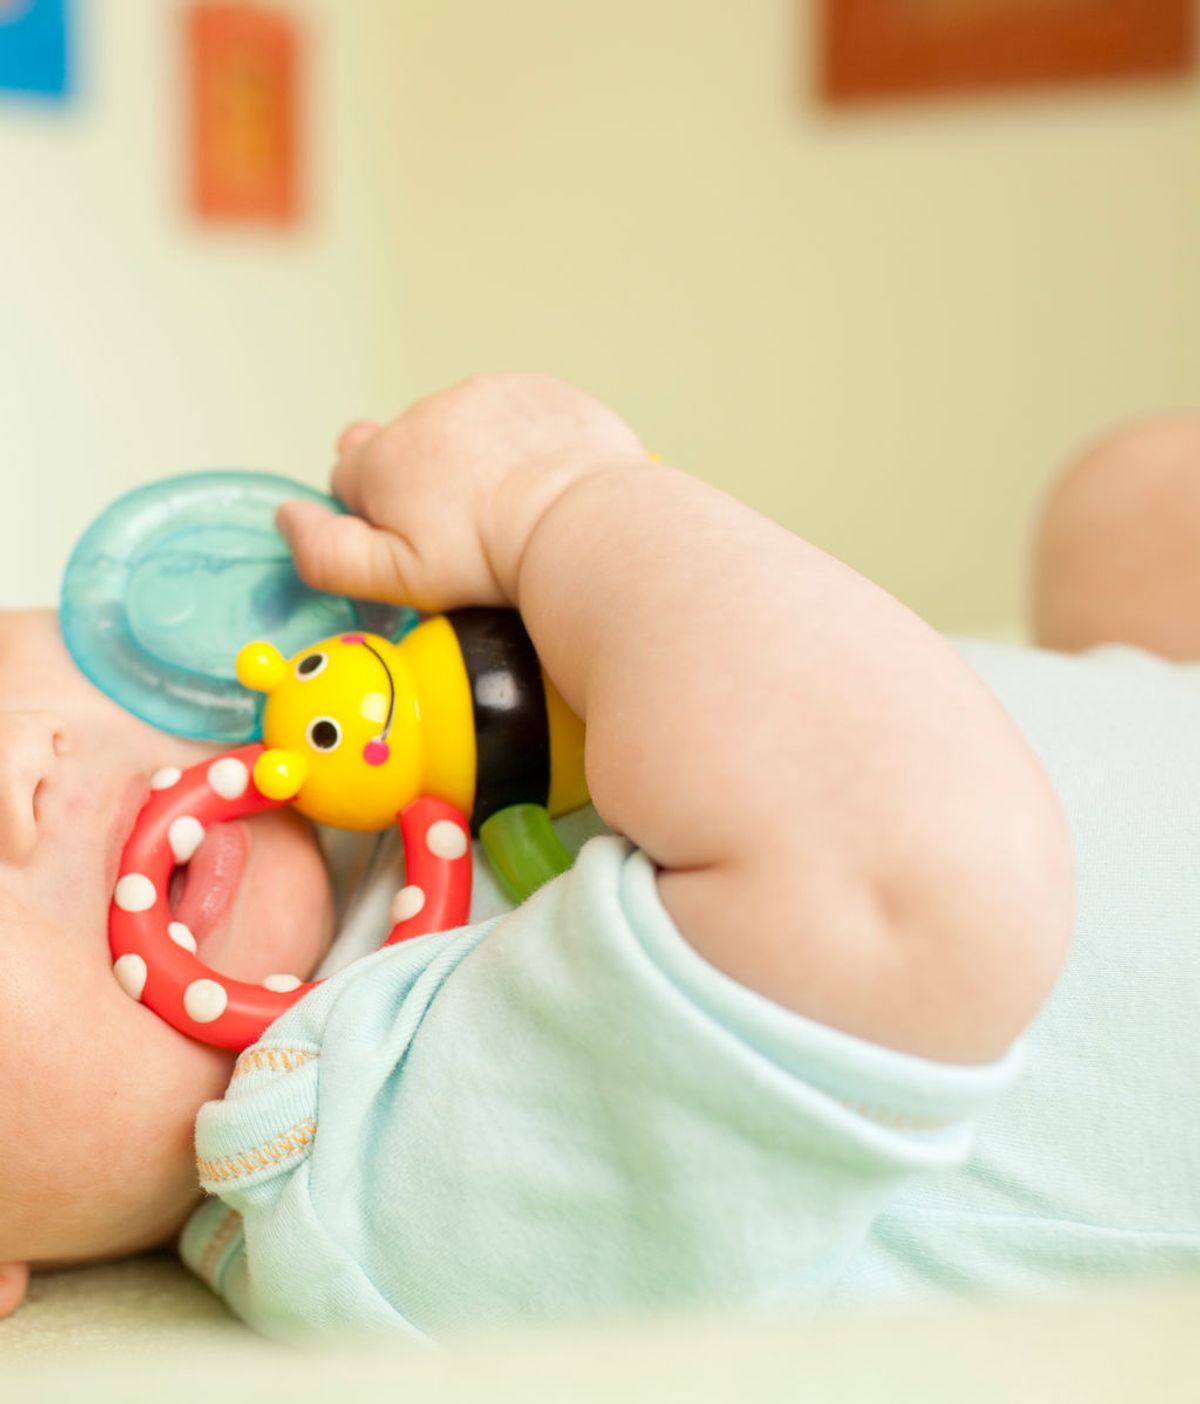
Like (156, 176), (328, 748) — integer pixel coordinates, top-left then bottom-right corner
(949, 636), (1200, 757)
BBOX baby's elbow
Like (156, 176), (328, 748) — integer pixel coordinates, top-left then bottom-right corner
(658, 761), (1075, 1068)
(990, 782), (1077, 1031)
(879, 776), (1076, 1065)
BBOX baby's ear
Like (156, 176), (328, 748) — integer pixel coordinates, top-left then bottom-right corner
(0, 1262), (29, 1318)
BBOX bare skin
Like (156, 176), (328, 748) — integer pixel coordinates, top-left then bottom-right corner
(1033, 415), (1200, 660)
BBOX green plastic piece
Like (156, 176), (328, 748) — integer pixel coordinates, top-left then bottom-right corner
(479, 803), (574, 904)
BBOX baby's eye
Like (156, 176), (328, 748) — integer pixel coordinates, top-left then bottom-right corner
(295, 652), (328, 680)
(306, 717), (341, 752)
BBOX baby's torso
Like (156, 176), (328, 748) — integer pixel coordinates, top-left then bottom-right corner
(832, 640), (1200, 1304)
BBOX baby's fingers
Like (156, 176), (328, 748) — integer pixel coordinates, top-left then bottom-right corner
(336, 419), (380, 458)
(330, 420), (381, 518)
(276, 500), (420, 605)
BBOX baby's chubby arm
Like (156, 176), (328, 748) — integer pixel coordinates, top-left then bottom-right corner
(278, 375), (1074, 1065)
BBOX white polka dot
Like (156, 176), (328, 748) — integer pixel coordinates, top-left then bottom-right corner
(113, 953), (147, 1001)
(425, 819), (468, 860)
(167, 921), (197, 954)
(168, 815), (205, 864)
(207, 757), (249, 801)
(184, 979), (228, 1024)
(150, 767), (182, 791)
(262, 973), (302, 993)
(114, 873), (157, 913)
(391, 885), (426, 924)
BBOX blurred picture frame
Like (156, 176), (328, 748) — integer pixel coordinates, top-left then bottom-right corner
(186, 2), (301, 224)
(820, 0), (1194, 104)
(0, 0), (71, 100)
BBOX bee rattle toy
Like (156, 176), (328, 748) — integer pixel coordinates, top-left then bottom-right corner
(108, 610), (588, 1051)
(62, 472), (588, 1054)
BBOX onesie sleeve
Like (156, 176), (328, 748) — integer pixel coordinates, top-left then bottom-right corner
(183, 836), (1020, 1340)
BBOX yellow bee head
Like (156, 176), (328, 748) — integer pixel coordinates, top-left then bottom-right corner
(236, 631), (421, 830)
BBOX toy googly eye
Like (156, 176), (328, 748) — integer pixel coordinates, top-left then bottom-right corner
(306, 716), (341, 752)
(294, 651), (328, 680)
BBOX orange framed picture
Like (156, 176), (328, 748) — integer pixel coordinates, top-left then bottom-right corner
(186, 2), (301, 224)
(821, 0), (1194, 104)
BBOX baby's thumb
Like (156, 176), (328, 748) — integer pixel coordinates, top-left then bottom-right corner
(276, 499), (417, 604)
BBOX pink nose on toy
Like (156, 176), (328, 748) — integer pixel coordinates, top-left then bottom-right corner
(363, 738), (390, 766)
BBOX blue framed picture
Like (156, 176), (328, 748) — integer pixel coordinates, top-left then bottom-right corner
(0, 0), (72, 100)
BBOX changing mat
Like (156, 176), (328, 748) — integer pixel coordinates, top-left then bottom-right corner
(3, 1254), (1199, 1403)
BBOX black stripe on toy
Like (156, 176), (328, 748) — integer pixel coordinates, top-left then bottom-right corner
(449, 607), (551, 830)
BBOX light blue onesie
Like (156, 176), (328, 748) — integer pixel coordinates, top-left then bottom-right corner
(180, 640), (1200, 1338)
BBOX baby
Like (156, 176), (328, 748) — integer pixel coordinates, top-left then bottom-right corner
(0, 377), (1194, 1336)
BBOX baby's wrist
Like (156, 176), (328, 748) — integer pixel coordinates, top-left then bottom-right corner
(483, 453), (645, 604)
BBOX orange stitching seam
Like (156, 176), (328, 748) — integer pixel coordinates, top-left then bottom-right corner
(231, 1046), (317, 1082)
(839, 1099), (951, 1132)
(197, 1118), (318, 1186)
(197, 1207), (244, 1288)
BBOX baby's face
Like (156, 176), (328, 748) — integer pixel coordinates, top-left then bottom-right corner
(0, 611), (334, 1314)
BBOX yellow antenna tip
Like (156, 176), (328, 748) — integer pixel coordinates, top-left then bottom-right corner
(237, 641), (288, 694)
(253, 748), (309, 801)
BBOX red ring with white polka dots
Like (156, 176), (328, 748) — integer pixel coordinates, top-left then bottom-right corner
(109, 744), (473, 1052)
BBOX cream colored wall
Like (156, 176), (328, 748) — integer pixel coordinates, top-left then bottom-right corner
(0, 0), (391, 608)
(370, 1), (1200, 635)
(5, 4), (1198, 633)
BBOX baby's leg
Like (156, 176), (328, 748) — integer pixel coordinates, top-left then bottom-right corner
(1033, 415), (1200, 659)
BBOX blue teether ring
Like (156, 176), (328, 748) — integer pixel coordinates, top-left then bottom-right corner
(61, 471), (415, 742)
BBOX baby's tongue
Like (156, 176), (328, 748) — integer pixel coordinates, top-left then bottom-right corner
(169, 821), (248, 944)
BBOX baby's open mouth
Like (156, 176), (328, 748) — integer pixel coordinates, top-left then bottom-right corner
(165, 821), (248, 949)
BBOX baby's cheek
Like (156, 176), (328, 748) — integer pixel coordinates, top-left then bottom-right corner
(53, 789), (114, 886)
(59, 786), (93, 825)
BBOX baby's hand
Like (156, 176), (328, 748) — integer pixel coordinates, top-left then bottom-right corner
(277, 374), (645, 611)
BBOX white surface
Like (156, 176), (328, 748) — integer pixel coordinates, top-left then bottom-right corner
(4, 1254), (1200, 1404)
